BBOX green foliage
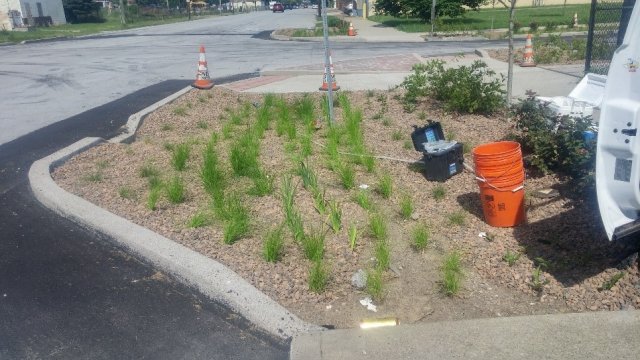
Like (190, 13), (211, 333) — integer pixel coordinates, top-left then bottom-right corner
(171, 143), (191, 171)
(188, 212), (210, 228)
(161, 123), (174, 131)
(530, 266), (549, 292)
(298, 161), (318, 191)
(511, 94), (596, 187)
(401, 59), (505, 114)
(599, 272), (625, 291)
(302, 228), (325, 261)
(281, 176), (306, 243)
(431, 185), (446, 201)
(173, 107), (188, 116)
(249, 170), (274, 196)
(348, 223), (358, 251)
(377, 174), (393, 199)
(533, 35), (586, 64)
(374, 239), (390, 271)
(369, 213), (388, 241)
(337, 162), (356, 190)
(354, 189), (373, 210)
(220, 194), (250, 245)
(448, 211), (466, 226)
(399, 194), (414, 219)
(441, 251), (463, 296)
(201, 142), (225, 198)
(118, 186), (135, 200)
(166, 176), (186, 204)
(366, 269), (384, 301)
(63, 0), (103, 24)
(230, 130), (260, 177)
(403, 140), (413, 150)
(197, 121), (208, 129)
(502, 250), (521, 266)
(308, 260), (328, 293)
(412, 224), (430, 251)
(263, 227), (285, 263)
(374, 0), (485, 22)
(84, 172), (103, 182)
(147, 187), (161, 211)
(391, 130), (403, 141)
(328, 201), (342, 233)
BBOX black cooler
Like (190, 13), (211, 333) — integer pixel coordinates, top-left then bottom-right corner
(411, 122), (464, 182)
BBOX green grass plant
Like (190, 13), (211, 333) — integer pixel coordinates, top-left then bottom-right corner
(147, 187), (161, 211)
(448, 211), (466, 226)
(354, 189), (373, 210)
(377, 174), (393, 199)
(161, 123), (174, 131)
(249, 170), (274, 196)
(328, 201), (342, 233)
(84, 172), (103, 182)
(348, 223), (358, 251)
(173, 107), (188, 116)
(374, 239), (390, 271)
(166, 176), (186, 204)
(118, 186), (135, 200)
(298, 161), (318, 191)
(302, 228), (325, 261)
(399, 194), (414, 219)
(308, 260), (328, 293)
(392, 130), (403, 141)
(369, 212), (388, 241)
(230, 131), (260, 177)
(263, 227), (285, 263)
(337, 162), (355, 190)
(403, 140), (413, 150)
(188, 212), (210, 228)
(201, 142), (225, 198)
(502, 250), (521, 266)
(197, 121), (209, 129)
(171, 143), (191, 171)
(432, 185), (446, 201)
(599, 272), (625, 291)
(412, 223), (430, 251)
(312, 188), (327, 215)
(441, 251), (463, 296)
(366, 269), (384, 301)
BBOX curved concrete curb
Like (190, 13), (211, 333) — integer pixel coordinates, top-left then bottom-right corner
(28, 88), (323, 341)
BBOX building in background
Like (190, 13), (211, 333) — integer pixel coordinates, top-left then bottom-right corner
(1, 0), (67, 30)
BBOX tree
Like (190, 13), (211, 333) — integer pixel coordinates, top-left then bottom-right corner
(62, 0), (103, 23)
(374, 0), (487, 22)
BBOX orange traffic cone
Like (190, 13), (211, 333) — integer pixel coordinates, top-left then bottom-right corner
(348, 22), (356, 37)
(520, 34), (536, 67)
(319, 53), (340, 91)
(193, 45), (214, 89)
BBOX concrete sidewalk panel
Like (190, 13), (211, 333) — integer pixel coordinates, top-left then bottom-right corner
(291, 311), (640, 360)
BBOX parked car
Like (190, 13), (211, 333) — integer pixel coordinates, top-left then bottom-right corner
(272, 3), (284, 12)
(311, 4), (318, 9)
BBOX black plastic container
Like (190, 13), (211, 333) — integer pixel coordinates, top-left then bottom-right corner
(411, 122), (465, 182)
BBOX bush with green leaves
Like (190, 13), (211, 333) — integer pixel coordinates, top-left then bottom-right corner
(511, 94), (596, 186)
(401, 59), (505, 114)
(533, 35), (586, 64)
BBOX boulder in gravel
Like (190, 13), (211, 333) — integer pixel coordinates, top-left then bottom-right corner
(351, 269), (367, 290)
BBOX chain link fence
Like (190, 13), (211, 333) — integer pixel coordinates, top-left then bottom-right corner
(585, 0), (636, 74)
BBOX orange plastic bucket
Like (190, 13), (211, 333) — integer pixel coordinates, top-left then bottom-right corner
(473, 141), (526, 227)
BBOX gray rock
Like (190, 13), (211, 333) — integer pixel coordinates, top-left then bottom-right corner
(351, 269), (367, 290)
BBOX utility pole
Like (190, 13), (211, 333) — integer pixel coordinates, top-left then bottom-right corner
(119, 0), (126, 25)
(430, 0), (436, 35)
(321, 0), (335, 124)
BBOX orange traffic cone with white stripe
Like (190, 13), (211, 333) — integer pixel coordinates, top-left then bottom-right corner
(520, 34), (536, 67)
(319, 53), (340, 91)
(348, 22), (356, 36)
(193, 45), (214, 89)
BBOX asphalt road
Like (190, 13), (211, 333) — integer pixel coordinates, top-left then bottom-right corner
(0, 8), (501, 145)
(0, 80), (288, 359)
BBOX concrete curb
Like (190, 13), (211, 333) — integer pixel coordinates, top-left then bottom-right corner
(28, 88), (323, 341)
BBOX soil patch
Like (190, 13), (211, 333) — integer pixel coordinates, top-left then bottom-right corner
(52, 86), (640, 329)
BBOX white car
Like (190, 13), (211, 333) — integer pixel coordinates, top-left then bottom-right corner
(311, 4), (318, 8)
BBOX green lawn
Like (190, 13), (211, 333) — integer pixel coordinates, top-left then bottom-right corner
(0, 11), (219, 44)
(369, 4), (592, 33)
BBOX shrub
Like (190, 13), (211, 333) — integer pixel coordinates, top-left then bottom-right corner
(511, 94), (596, 188)
(529, 21), (539, 32)
(402, 59), (505, 114)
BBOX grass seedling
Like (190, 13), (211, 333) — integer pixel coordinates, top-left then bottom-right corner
(391, 130), (403, 141)
(198, 96), (206, 103)
(369, 212), (388, 241)
(197, 121), (208, 129)
(221, 195), (250, 244)
(302, 228), (325, 261)
(366, 269), (384, 301)
(403, 140), (413, 150)
(201, 142), (225, 197)
(599, 272), (625, 291)
(399, 194), (414, 219)
(502, 250), (521, 266)
(222, 122), (234, 139)
(308, 260), (328, 293)
(300, 134), (313, 158)
(377, 174), (393, 199)
(147, 175), (162, 189)
(96, 160), (109, 170)
(448, 211), (466, 226)
(163, 143), (175, 152)
(230, 132), (260, 177)
(161, 123), (174, 131)
(84, 172), (103, 182)
(171, 143), (191, 171)
(263, 227), (284, 263)
(382, 117), (392, 127)
(412, 224), (429, 251)
(354, 189), (373, 211)
(441, 251), (463, 296)
(431, 185), (446, 201)
(374, 239), (390, 271)
(362, 153), (376, 173)
(328, 201), (342, 233)
(530, 266), (549, 292)
(298, 161), (318, 191)
(118, 186), (135, 200)
(337, 162), (355, 190)
(166, 176), (185, 204)
(348, 223), (358, 251)
(147, 187), (161, 211)
(172, 107), (187, 116)
(249, 170), (274, 196)
(140, 163), (160, 178)
(188, 212), (210, 228)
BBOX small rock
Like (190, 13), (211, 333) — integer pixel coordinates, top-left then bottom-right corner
(531, 188), (560, 199)
(351, 269), (367, 290)
(410, 212), (419, 221)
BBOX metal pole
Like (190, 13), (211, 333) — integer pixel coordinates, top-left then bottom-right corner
(430, 0), (436, 35)
(119, 0), (126, 25)
(584, 0), (598, 73)
(321, 0), (335, 124)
